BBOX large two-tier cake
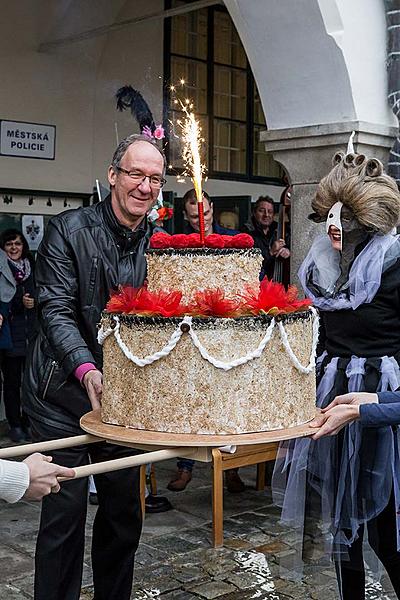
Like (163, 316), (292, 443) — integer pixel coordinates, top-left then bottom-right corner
(99, 233), (317, 435)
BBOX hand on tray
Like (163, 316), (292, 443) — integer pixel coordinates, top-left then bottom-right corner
(309, 392), (378, 440)
(83, 369), (103, 410)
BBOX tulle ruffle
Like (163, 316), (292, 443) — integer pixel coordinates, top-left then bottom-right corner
(298, 234), (400, 311)
(273, 354), (400, 559)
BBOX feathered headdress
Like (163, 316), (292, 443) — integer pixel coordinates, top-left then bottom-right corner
(116, 85), (165, 141)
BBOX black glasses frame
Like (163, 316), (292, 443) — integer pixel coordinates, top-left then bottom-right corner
(117, 167), (167, 188)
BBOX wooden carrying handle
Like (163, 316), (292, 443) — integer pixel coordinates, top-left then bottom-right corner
(59, 447), (197, 481)
(0, 434), (102, 459)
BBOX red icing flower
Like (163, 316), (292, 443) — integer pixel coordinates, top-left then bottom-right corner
(229, 233), (254, 249)
(105, 286), (186, 317)
(188, 288), (240, 317)
(150, 232), (171, 249)
(135, 288), (185, 317)
(241, 278), (312, 315)
(170, 234), (189, 249)
(205, 234), (225, 249)
(106, 287), (140, 314)
(186, 233), (203, 248)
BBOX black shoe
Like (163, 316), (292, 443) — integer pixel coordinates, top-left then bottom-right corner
(9, 426), (28, 443)
(145, 494), (172, 514)
(89, 492), (98, 505)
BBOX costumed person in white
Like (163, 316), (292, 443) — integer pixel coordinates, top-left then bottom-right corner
(273, 140), (400, 599)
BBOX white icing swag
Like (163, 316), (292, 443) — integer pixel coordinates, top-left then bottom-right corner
(98, 307), (319, 374)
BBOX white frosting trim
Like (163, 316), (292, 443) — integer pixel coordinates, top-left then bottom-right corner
(277, 306), (319, 374)
(98, 307), (319, 374)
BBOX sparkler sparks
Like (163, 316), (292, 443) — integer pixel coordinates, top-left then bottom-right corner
(171, 86), (207, 244)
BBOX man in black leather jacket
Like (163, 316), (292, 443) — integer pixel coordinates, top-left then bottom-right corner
(22, 134), (166, 600)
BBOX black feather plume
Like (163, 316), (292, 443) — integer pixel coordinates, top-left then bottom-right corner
(116, 86), (155, 133)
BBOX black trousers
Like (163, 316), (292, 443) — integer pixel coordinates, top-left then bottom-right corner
(336, 493), (400, 600)
(31, 418), (143, 600)
(2, 355), (25, 428)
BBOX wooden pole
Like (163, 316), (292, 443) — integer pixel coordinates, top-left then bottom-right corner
(0, 434), (102, 459)
(59, 447), (197, 481)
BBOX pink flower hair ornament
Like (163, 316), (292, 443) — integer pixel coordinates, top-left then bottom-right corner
(142, 124), (165, 141)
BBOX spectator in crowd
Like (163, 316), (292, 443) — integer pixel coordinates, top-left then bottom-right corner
(0, 454), (75, 503)
(22, 134), (166, 600)
(167, 188), (244, 495)
(182, 189), (239, 236)
(0, 229), (36, 443)
(243, 196), (290, 279)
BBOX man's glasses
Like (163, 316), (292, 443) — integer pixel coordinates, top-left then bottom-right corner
(117, 168), (166, 189)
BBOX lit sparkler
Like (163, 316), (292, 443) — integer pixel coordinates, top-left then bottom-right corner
(171, 88), (207, 244)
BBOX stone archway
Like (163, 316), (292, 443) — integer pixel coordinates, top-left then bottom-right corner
(224, 0), (397, 278)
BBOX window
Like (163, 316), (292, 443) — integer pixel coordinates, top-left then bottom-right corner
(165, 0), (284, 183)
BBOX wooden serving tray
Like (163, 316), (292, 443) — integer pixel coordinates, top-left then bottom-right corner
(80, 410), (317, 448)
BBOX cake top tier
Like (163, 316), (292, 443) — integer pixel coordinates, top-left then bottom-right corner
(146, 245), (262, 303)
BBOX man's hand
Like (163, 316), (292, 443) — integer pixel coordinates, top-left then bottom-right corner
(309, 392), (378, 440)
(270, 239), (288, 257)
(22, 453), (75, 501)
(23, 293), (34, 309)
(276, 247), (290, 259)
(82, 369), (103, 410)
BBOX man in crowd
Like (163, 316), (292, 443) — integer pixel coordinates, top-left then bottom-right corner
(22, 135), (166, 600)
(243, 195), (290, 279)
(182, 188), (239, 236)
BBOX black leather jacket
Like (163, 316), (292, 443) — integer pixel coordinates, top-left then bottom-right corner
(22, 196), (157, 434)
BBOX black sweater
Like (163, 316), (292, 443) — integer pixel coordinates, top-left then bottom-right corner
(320, 259), (400, 358)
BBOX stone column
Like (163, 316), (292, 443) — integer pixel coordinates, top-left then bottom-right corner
(261, 121), (397, 284)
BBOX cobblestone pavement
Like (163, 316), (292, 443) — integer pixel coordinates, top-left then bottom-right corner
(0, 433), (396, 599)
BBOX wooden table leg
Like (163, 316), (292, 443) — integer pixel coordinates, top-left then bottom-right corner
(256, 461), (266, 491)
(212, 448), (224, 548)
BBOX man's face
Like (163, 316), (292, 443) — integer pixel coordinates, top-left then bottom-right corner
(254, 201), (274, 228)
(108, 141), (164, 228)
(185, 196), (214, 235)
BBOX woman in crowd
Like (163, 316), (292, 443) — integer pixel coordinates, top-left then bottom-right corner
(0, 229), (35, 442)
(274, 149), (400, 599)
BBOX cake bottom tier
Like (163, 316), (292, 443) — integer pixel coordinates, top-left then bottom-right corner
(101, 313), (316, 435)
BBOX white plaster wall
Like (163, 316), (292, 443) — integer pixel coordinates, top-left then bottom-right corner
(0, 0), (126, 195)
(225, 0), (394, 130)
(0, 53), (96, 194)
(91, 0), (165, 183)
(225, 0), (357, 129)
(318, 0), (395, 127)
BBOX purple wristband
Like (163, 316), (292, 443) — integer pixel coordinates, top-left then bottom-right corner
(74, 363), (96, 384)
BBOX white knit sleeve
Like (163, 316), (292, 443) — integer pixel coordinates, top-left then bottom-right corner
(0, 459), (30, 503)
